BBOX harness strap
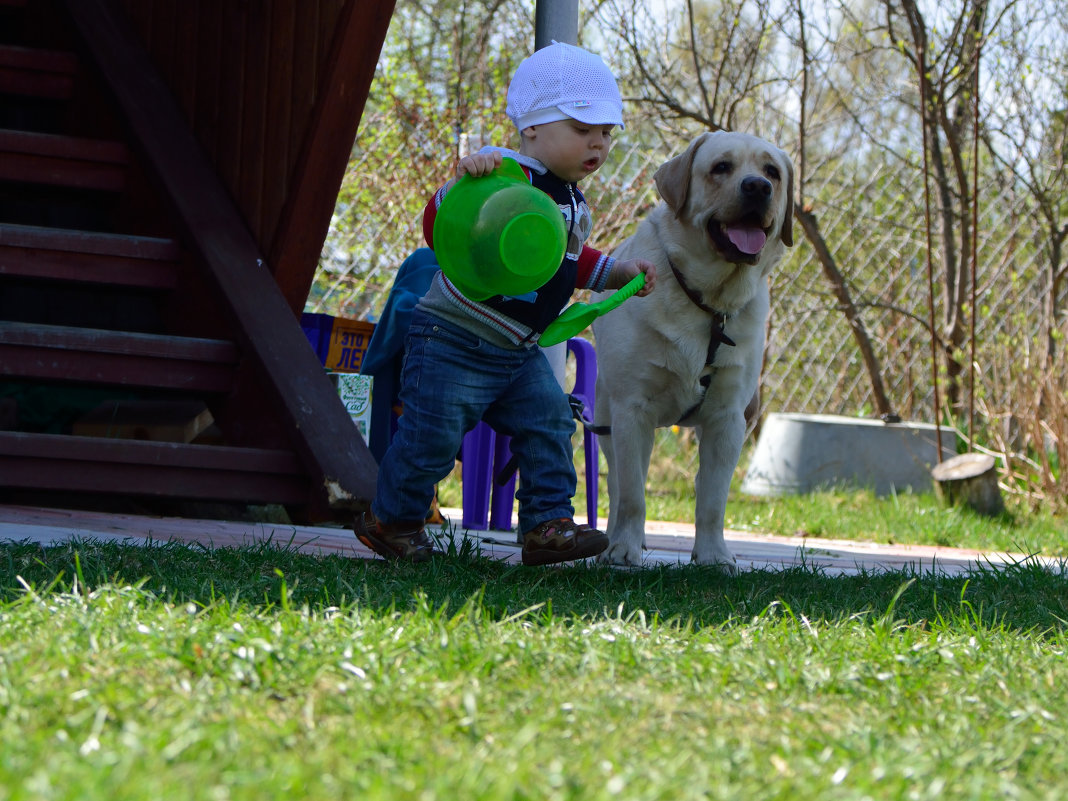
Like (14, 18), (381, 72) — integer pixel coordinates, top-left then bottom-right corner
(675, 319), (733, 425)
(666, 259), (736, 425)
(570, 395), (611, 436)
(669, 260), (736, 358)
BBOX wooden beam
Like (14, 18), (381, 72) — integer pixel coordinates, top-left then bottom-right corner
(0, 44), (78, 99)
(0, 223), (180, 289)
(267, 0), (397, 312)
(63, 0), (378, 509)
(0, 321), (237, 391)
(0, 129), (128, 191)
(0, 431), (309, 504)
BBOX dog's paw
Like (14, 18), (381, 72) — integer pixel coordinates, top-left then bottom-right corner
(598, 541), (644, 567)
(691, 547), (738, 575)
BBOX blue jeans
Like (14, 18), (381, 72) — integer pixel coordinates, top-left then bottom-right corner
(372, 307), (576, 534)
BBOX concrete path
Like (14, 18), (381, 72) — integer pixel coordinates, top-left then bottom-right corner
(0, 503), (1058, 577)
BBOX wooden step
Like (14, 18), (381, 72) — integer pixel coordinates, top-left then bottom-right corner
(0, 222), (180, 288)
(0, 129), (128, 191)
(0, 431), (310, 504)
(0, 45), (78, 99)
(0, 321), (238, 391)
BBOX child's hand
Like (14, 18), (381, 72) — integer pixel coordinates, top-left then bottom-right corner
(457, 151), (503, 178)
(610, 258), (657, 296)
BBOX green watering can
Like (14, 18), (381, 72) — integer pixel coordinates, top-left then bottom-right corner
(433, 158), (567, 302)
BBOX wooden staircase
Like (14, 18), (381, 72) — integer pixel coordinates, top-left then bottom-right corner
(0, 0), (377, 521)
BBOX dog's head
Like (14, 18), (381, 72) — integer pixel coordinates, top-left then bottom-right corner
(654, 131), (794, 266)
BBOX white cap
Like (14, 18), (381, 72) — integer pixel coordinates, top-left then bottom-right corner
(506, 42), (624, 131)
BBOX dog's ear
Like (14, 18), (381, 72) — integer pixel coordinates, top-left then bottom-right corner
(655, 133), (709, 217)
(780, 151), (795, 247)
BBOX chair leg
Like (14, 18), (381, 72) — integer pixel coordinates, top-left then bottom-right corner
(489, 434), (517, 531)
(461, 423), (496, 531)
(567, 338), (599, 528)
(584, 429), (598, 529)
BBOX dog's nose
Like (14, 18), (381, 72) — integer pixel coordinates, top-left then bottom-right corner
(741, 175), (772, 198)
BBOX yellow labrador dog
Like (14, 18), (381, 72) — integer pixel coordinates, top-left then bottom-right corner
(591, 131), (794, 569)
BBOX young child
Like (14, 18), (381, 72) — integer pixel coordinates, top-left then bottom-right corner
(357, 42), (656, 566)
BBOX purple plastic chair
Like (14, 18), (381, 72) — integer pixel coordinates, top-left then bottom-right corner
(461, 338), (599, 532)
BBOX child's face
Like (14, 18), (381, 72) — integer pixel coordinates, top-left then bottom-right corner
(519, 119), (616, 183)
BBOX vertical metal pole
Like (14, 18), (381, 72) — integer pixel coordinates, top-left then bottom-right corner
(535, 0), (578, 48)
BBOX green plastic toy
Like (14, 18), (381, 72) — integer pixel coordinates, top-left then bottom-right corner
(538, 272), (646, 347)
(433, 158), (567, 301)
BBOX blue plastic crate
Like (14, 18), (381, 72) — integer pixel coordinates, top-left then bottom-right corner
(300, 312), (335, 364)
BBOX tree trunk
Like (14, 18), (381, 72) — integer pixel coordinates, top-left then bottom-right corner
(796, 208), (894, 418)
(932, 453), (1004, 516)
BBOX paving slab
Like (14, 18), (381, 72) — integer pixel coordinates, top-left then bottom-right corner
(0, 504), (1059, 580)
(0, 504), (1059, 577)
(454, 511), (1060, 576)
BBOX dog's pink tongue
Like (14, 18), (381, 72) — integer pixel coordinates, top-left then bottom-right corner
(726, 226), (767, 254)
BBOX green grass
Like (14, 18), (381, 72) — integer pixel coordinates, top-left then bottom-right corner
(2, 537), (1068, 800)
(3, 429), (1065, 798)
(724, 489), (1068, 555)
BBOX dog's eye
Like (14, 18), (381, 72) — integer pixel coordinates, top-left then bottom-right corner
(711, 161), (731, 175)
(764, 165), (781, 182)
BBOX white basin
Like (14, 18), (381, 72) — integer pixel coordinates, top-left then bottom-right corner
(741, 412), (957, 496)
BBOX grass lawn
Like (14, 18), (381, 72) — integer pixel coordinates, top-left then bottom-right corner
(2, 428), (1064, 799)
(2, 533), (1067, 800)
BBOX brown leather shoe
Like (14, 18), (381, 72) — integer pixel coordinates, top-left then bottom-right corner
(521, 518), (607, 566)
(355, 511), (438, 563)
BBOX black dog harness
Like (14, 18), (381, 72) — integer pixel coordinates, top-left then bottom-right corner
(664, 259), (735, 425)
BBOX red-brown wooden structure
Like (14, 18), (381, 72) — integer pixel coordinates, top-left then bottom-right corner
(0, 0), (395, 524)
